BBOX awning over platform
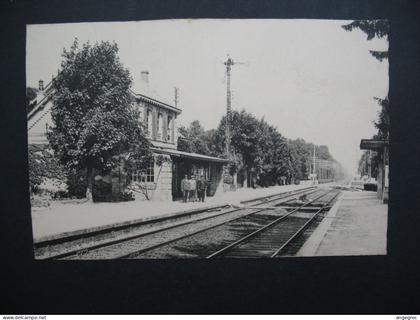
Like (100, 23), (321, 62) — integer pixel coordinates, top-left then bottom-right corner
(360, 139), (389, 150)
(151, 147), (230, 164)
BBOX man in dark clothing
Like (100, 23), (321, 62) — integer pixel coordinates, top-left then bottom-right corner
(190, 175), (197, 202)
(197, 175), (207, 202)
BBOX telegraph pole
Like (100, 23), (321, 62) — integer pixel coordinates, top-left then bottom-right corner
(224, 56), (234, 159)
(222, 55), (248, 159)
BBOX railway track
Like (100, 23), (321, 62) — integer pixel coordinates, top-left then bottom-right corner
(36, 186), (318, 260)
(207, 189), (340, 258)
(124, 188), (340, 259)
(121, 187), (340, 259)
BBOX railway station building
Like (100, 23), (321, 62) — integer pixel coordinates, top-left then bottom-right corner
(27, 71), (229, 201)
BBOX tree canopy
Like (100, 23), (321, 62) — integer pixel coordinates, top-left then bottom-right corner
(48, 39), (151, 200)
(179, 109), (342, 186)
(342, 20), (390, 175)
(177, 120), (214, 155)
(342, 20), (389, 61)
(342, 20), (389, 139)
(373, 96), (390, 140)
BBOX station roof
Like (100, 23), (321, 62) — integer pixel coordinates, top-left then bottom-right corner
(360, 139), (389, 150)
(151, 147), (230, 164)
(130, 90), (182, 114)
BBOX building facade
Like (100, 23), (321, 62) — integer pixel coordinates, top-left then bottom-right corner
(27, 72), (229, 201)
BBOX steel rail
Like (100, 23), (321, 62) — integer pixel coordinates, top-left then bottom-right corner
(111, 187), (321, 259)
(270, 191), (340, 258)
(42, 208), (232, 260)
(205, 189), (336, 259)
(37, 186), (316, 248)
(42, 186), (317, 260)
(240, 186), (314, 204)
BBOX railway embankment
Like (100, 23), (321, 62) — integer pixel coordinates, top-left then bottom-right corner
(297, 190), (387, 256)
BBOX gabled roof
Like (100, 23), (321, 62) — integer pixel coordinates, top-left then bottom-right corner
(130, 90), (182, 114)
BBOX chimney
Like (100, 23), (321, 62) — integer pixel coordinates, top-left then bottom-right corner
(140, 71), (149, 85)
(39, 80), (44, 91)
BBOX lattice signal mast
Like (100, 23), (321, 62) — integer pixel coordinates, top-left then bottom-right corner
(223, 55), (247, 159)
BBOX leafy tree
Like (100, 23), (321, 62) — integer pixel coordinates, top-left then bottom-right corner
(28, 145), (67, 197)
(373, 96), (390, 140)
(317, 145), (333, 160)
(177, 120), (212, 155)
(287, 140), (306, 180)
(184, 108), (343, 186)
(343, 20), (390, 175)
(48, 39), (151, 201)
(254, 119), (290, 185)
(342, 20), (389, 140)
(28, 151), (45, 193)
(342, 20), (389, 61)
(213, 110), (262, 170)
(201, 128), (219, 156)
(286, 140), (337, 181)
(213, 110), (295, 185)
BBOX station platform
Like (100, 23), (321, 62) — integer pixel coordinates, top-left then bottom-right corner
(297, 190), (387, 256)
(31, 182), (312, 242)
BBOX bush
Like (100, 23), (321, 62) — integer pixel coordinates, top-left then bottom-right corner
(94, 191), (134, 202)
(120, 191), (135, 201)
(52, 190), (70, 199)
(28, 150), (46, 192)
(92, 178), (134, 202)
(92, 178), (112, 202)
(66, 170), (88, 199)
(28, 145), (67, 193)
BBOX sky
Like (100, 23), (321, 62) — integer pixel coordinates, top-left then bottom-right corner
(26, 19), (388, 175)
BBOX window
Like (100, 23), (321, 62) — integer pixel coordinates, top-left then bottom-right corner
(131, 159), (154, 183)
(146, 109), (152, 137)
(138, 102), (143, 123)
(167, 115), (173, 141)
(191, 166), (210, 179)
(157, 113), (163, 140)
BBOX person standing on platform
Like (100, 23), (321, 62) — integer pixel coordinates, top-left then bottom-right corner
(190, 175), (197, 202)
(187, 175), (193, 202)
(181, 174), (189, 203)
(197, 175), (203, 202)
(198, 175), (207, 202)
